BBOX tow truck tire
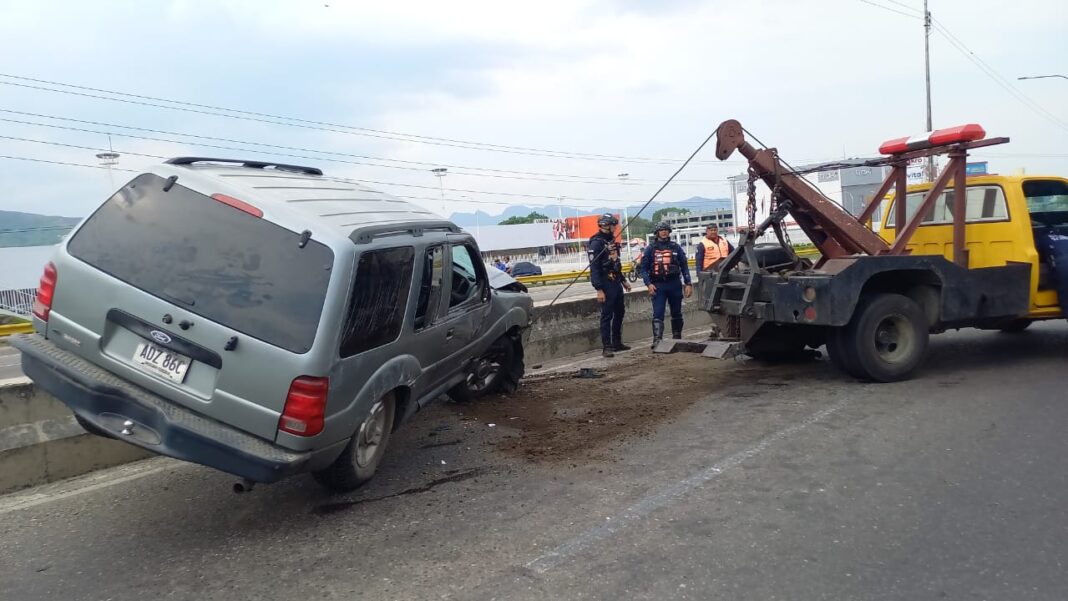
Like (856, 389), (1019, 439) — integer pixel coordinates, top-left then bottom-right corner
(825, 326), (864, 378)
(840, 293), (929, 382)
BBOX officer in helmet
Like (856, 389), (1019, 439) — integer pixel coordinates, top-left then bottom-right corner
(640, 221), (693, 348)
(588, 213), (632, 357)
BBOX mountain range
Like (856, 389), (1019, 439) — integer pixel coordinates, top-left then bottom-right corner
(0, 211), (81, 248)
(447, 196), (732, 226)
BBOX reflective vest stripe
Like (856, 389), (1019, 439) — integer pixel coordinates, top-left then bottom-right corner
(701, 238), (730, 269)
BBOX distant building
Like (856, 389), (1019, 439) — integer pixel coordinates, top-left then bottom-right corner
(647, 208), (734, 252)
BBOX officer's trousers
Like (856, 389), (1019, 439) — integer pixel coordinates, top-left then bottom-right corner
(599, 280), (625, 346)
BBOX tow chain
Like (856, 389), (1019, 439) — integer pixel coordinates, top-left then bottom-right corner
(746, 167), (758, 236)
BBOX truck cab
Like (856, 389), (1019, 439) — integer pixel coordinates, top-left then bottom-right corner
(878, 175), (1068, 319)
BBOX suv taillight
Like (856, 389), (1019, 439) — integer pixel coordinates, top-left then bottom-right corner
(32, 262), (57, 321)
(279, 376), (329, 436)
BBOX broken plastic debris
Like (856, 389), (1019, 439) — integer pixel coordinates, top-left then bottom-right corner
(441, 460), (447, 465)
(488, 423), (496, 428)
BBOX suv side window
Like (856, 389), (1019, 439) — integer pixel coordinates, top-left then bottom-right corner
(340, 247), (415, 358)
(414, 246), (445, 330)
(448, 244), (486, 310)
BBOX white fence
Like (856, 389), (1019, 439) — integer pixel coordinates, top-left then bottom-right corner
(0, 288), (36, 316)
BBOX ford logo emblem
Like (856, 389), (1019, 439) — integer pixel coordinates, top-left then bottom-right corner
(150, 330), (172, 344)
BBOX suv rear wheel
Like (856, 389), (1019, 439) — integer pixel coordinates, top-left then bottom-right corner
(448, 332), (524, 402)
(312, 392), (396, 492)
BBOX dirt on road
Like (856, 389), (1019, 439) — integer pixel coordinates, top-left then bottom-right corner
(448, 351), (776, 464)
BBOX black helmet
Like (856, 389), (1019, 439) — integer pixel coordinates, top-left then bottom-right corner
(654, 221), (672, 234)
(597, 213), (618, 227)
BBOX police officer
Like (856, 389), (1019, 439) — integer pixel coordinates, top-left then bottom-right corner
(589, 213), (632, 357)
(641, 222), (693, 348)
(694, 224), (734, 272)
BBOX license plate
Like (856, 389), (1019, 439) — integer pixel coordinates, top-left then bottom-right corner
(132, 340), (191, 383)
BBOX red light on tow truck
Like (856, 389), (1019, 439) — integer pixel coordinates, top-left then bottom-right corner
(211, 193), (263, 218)
(879, 124), (986, 155)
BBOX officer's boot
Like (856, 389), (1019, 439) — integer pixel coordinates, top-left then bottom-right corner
(602, 345), (615, 358)
(671, 318), (684, 340)
(651, 319), (664, 349)
(613, 338), (632, 352)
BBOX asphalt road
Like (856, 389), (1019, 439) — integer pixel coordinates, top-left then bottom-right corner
(0, 344), (22, 380)
(1, 322), (1067, 600)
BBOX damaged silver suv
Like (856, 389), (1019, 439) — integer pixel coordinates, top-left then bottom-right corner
(13, 157), (532, 492)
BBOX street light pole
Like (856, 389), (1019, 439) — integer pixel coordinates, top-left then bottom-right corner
(618, 173), (632, 260)
(431, 167), (447, 216)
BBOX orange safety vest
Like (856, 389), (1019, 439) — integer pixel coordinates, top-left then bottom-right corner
(701, 237), (730, 269)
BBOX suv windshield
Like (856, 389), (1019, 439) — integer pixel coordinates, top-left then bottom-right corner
(67, 173), (334, 353)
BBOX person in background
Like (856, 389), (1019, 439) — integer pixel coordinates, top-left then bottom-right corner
(641, 222), (693, 348)
(694, 225), (734, 272)
(494, 258), (507, 272)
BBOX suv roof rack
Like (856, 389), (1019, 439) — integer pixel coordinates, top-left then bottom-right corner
(165, 157), (323, 176)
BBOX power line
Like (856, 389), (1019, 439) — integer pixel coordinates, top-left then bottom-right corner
(858, 0), (921, 20)
(0, 151), (734, 209)
(0, 109), (731, 186)
(0, 74), (738, 166)
(880, 0), (922, 14)
(0, 225), (75, 235)
(0, 153), (138, 172)
(931, 19), (1068, 134)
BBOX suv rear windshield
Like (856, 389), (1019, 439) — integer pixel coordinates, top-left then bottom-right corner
(68, 173), (334, 353)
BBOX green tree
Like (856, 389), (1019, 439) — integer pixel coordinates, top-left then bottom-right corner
(650, 207), (689, 224)
(498, 211), (549, 225)
(625, 216), (654, 240)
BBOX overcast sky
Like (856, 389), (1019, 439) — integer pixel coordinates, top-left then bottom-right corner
(0, 0), (1065, 220)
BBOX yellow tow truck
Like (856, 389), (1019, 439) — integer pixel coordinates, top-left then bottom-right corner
(697, 120), (1066, 382)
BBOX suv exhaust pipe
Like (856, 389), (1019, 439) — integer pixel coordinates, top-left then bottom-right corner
(233, 479), (256, 494)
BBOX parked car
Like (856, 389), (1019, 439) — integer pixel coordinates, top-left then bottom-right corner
(13, 157), (533, 492)
(510, 261), (543, 277)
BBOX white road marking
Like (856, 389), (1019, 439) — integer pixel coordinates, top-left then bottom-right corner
(525, 396), (851, 574)
(0, 458), (184, 515)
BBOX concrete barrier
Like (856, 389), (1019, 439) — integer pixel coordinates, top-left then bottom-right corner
(0, 293), (713, 493)
(0, 378), (152, 494)
(525, 291), (711, 364)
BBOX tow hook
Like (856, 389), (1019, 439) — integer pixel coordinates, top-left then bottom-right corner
(232, 479), (256, 494)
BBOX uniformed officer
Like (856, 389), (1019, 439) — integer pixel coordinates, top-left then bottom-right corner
(694, 224), (734, 272)
(641, 222), (693, 348)
(588, 213), (632, 357)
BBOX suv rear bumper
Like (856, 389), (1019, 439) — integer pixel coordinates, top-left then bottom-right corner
(11, 334), (311, 483)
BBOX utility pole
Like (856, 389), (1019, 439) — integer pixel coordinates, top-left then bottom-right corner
(924, 0), (935, 182)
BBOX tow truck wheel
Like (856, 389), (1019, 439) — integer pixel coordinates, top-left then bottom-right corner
(840, 293), (929, 382)
(825, 327), (863, 378)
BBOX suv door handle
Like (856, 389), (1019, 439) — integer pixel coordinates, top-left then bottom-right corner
(446, 328), (455, 340)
